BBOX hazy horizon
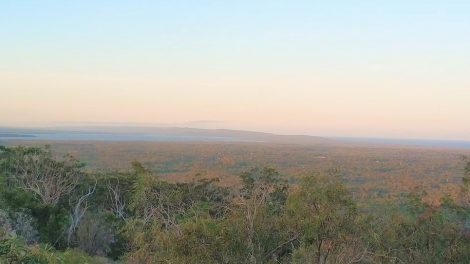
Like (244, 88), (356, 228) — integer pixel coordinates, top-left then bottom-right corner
(2, 124), (470, 143)
(2, 1), (470, 140)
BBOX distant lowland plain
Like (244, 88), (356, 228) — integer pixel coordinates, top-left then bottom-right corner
(2, 126), (469, 205)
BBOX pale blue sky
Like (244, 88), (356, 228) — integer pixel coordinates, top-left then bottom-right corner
(1, 1), (470, 139)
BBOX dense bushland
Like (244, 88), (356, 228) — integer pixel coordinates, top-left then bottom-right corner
(1, 145), (470, 263)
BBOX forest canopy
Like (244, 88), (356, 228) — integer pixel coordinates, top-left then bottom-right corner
(1, 145), (470, 263)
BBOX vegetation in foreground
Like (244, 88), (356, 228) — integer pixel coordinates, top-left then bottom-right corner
(1, 145), (470, 263)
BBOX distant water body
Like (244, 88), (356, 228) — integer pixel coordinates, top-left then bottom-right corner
(1, 130), (469, 148)
(337, 137), (470, 149)
(0, 132), (237, 142)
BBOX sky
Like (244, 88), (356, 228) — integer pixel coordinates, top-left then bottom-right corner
(1, 1), (470, 140)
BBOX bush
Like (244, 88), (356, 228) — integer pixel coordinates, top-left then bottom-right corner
(0, 237), (110, 264)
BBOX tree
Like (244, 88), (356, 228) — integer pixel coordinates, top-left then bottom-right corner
(234, 167), (288, 264)
(75, 212), (116, 256)
(463, 160), (470, 189)
(3, 146), (84, 206)
(286, 173), (364, 264)
(67, 179), (97, 246)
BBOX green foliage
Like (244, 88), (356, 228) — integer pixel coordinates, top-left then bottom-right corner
(75, 212), (116, 257)
(285, 174), (362, 263)
(364, 197), (470, 263)
(0, 237), (105, 264)
(2, 145), (470, 263)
